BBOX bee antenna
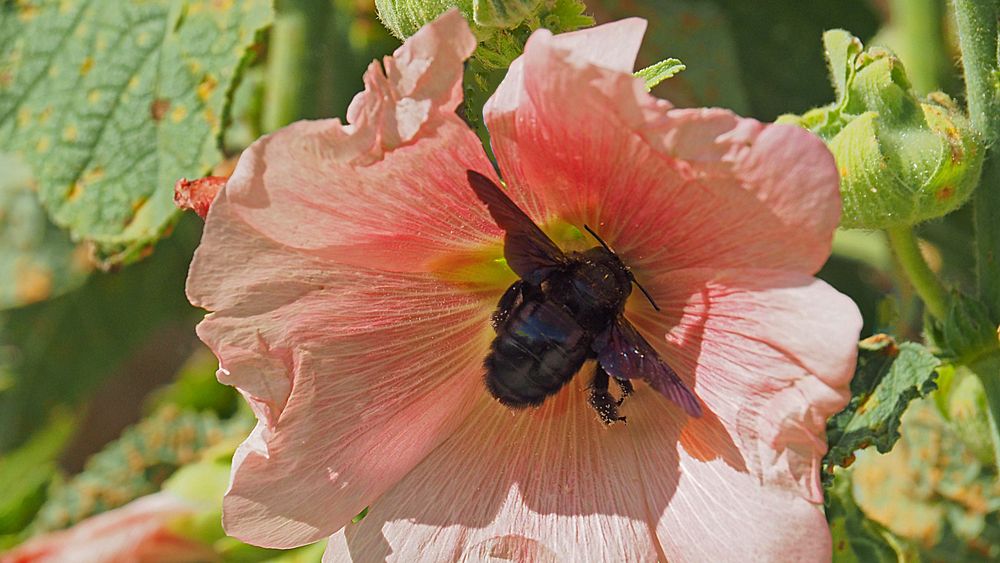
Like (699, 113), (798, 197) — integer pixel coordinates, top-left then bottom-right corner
(632, 279), (661, 312)
(583, 224), (661, 312)
(583, 224), (615, 254)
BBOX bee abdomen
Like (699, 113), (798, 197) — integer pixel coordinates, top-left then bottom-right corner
(484, 301), (589, 407)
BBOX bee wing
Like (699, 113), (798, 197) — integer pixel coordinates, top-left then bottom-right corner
(595, 318), (702, 417)
(467, 170), (566, 279)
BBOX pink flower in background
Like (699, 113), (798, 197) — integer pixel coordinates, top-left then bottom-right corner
(1, 493), (214, 563)
(186, 9), (861, 561)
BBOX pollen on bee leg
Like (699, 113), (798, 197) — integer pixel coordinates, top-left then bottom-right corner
(614, 377), (634, 405)
(588, 364), (627, 425)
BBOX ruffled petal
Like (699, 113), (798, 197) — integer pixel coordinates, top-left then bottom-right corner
(485, 23), (840, 275)
(189, 193), (492, 548)
(333, 380), (670, 561)
(216, 9), (499, 273)
(655, 455), (832, 562)
(628, 268), (861, 502)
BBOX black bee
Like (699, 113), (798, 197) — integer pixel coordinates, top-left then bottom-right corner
(468, 170), (702, 424)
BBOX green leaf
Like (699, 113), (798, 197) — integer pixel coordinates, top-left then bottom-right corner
(539, 0), (591, 33)
(935, 365), (997, 464)
(635, 58), (686, 91)
(824, 335), (940, 476)
(0, 0), (274, 265)
(826, 469), (910, 563)
(0, 152), (90, 309)
(853, 398), (1000, 559)
(942, 292), (999, 361)
(0, 412), (73, 536)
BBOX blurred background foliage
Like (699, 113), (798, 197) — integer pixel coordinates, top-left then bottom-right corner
(0, 0), (996, 560)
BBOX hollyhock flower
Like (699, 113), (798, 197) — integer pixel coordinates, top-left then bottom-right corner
(1, 493), (214, 563)
(186, 9), (861, 561)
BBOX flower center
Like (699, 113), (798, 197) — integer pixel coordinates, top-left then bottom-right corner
(427, 217), (591, 297)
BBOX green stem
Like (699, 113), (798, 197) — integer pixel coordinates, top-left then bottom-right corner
(886, 226), (949, 319)
(262, 0), (331, 132)
(953, 0), (1000, 141)
(891, 0), (947, 93)
(974, 159), (1000, 321)
(969, 352), (1000, 470)
(955, 1), (1000, 322)
(954, 0), (1000, 472)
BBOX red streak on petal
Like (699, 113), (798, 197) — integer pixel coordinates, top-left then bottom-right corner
(174, 176), (226, 219)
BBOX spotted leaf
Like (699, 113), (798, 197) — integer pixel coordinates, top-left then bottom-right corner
(0, 0), (273, 265)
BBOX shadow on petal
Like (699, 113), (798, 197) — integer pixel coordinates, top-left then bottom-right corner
(342, 375), (688, 560)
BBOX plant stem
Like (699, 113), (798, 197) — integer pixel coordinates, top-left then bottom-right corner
(262, 0), (331, 132)
(953, 0), (1000, 141)
(970, 352), (1000, 470)
(954, 0), (1000, 319)
(886, 226), (949, 320)
(975, 159), (1000, 321)
(954, 0), (1000, 472)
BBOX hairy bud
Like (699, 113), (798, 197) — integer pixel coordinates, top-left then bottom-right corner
(778, 30), (984, 229)
(375, 0), (592, 69)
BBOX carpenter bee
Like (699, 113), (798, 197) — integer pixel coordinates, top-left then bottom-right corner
(468, 170), (702, 424)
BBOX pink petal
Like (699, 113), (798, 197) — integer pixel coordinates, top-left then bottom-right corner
(628, 268), (861, 502)
(624, 394), (833, 561)
(657, 466), (831, 561)
(485, 23), (840, 275)
(1, 493), (213, 563)
(325, 353), (839, 561)
(189, 194), (492, 548)
(334, 382), (664, 561)
(217, 9), (500, 273)
(532, 18), (647, 73)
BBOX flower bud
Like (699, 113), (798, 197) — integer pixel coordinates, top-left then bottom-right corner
(375, 0), (567, 39)
(375, 0), (592, 68)
(778, 30), (984, 229)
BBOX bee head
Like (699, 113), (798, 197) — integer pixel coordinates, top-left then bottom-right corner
(582, 225), (660, 312)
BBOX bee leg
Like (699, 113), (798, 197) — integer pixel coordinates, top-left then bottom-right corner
(589, 364), (627, 425)
(491, 280), (524, 330)
(613, 378), (634, 406)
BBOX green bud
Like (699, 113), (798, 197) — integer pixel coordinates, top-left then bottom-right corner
(375, 0), (591, 43)
(778, 30), (985, 229)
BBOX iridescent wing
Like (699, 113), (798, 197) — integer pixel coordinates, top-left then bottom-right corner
(595, 318), (702, 417)
(467, 170), (566, 280)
